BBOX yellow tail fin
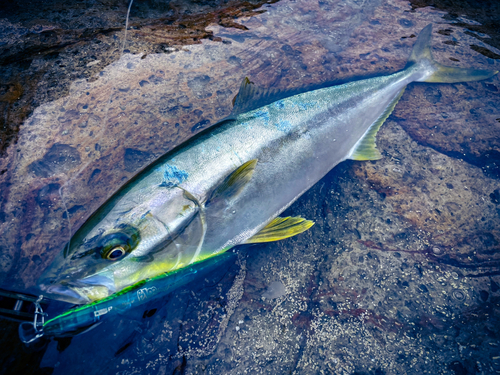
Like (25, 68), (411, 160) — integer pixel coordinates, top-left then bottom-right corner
(409, 24), (498, 83)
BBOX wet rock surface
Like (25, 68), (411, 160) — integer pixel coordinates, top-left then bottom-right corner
(0, 0), (273, 156)
(410, 0), (500, 52)
(1, 0), (500, 374)
(405, 0), (500, 179)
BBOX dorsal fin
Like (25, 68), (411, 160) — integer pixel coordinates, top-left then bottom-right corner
(349, 88), (406, 161)
(231, 77), (290, 116)
(245, 216), (314, 244)
(207, 159), (257, 204)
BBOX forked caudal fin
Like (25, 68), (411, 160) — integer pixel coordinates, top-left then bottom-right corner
(348, 24), (498, 162)
(409, 24), (498, 83)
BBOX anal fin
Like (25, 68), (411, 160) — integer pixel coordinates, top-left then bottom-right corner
(245, 216), (314, 244)
(349, 88), (405, 161)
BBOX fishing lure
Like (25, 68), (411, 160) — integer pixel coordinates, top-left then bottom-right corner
(19, 253), (235, 343)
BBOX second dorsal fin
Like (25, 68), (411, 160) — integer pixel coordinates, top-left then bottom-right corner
(245, 216), (314, 244)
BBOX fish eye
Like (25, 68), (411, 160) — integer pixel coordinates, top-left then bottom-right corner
(104, 246), (126, 261)
(96, 224), (141, 261)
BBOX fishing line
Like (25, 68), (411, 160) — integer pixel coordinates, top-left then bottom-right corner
(122, 0), (135, 54)
(58, 0), (135, 252)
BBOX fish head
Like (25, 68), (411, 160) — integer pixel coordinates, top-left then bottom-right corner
(38, 185), (204, 304)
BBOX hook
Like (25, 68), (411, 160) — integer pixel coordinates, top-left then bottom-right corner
(18, 295), (47, 344)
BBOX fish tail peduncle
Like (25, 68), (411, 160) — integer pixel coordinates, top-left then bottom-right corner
(408, 24), (498, 83)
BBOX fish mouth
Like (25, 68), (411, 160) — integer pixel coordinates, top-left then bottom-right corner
(44, 284), (91, 304)
(40, 275), (116, 304)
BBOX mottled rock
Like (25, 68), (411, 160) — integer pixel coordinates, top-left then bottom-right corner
(123, 148), (154, 173)
(28, 144), (81, 178)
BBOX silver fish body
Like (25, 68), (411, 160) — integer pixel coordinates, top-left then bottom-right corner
(38, 24), (497, 304)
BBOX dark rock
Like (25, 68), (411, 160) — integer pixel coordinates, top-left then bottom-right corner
(448, 360), (467, 375)
(191, 119), (210, 132)
(187, 75), (212, 99)
(35, 183), (60, 209)
(424, 86), (442, 104)
(490, 189), (500, 204)
(88, 168), (101, 185)
(491, 280), (499, 292)
(419, 284), (429, 293)
(479, 290), (489, 302)
(28, 144), (81, 178)
(123, 148), (154, 173)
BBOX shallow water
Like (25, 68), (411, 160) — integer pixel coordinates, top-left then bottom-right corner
(0, 0), (499, 374)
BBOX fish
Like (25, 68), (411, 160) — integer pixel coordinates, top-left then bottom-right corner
(38, 24), (497, 305)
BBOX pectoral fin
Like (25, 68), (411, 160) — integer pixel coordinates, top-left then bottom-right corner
(245, 216), (314, 244)
(207, 159), (257, 205)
